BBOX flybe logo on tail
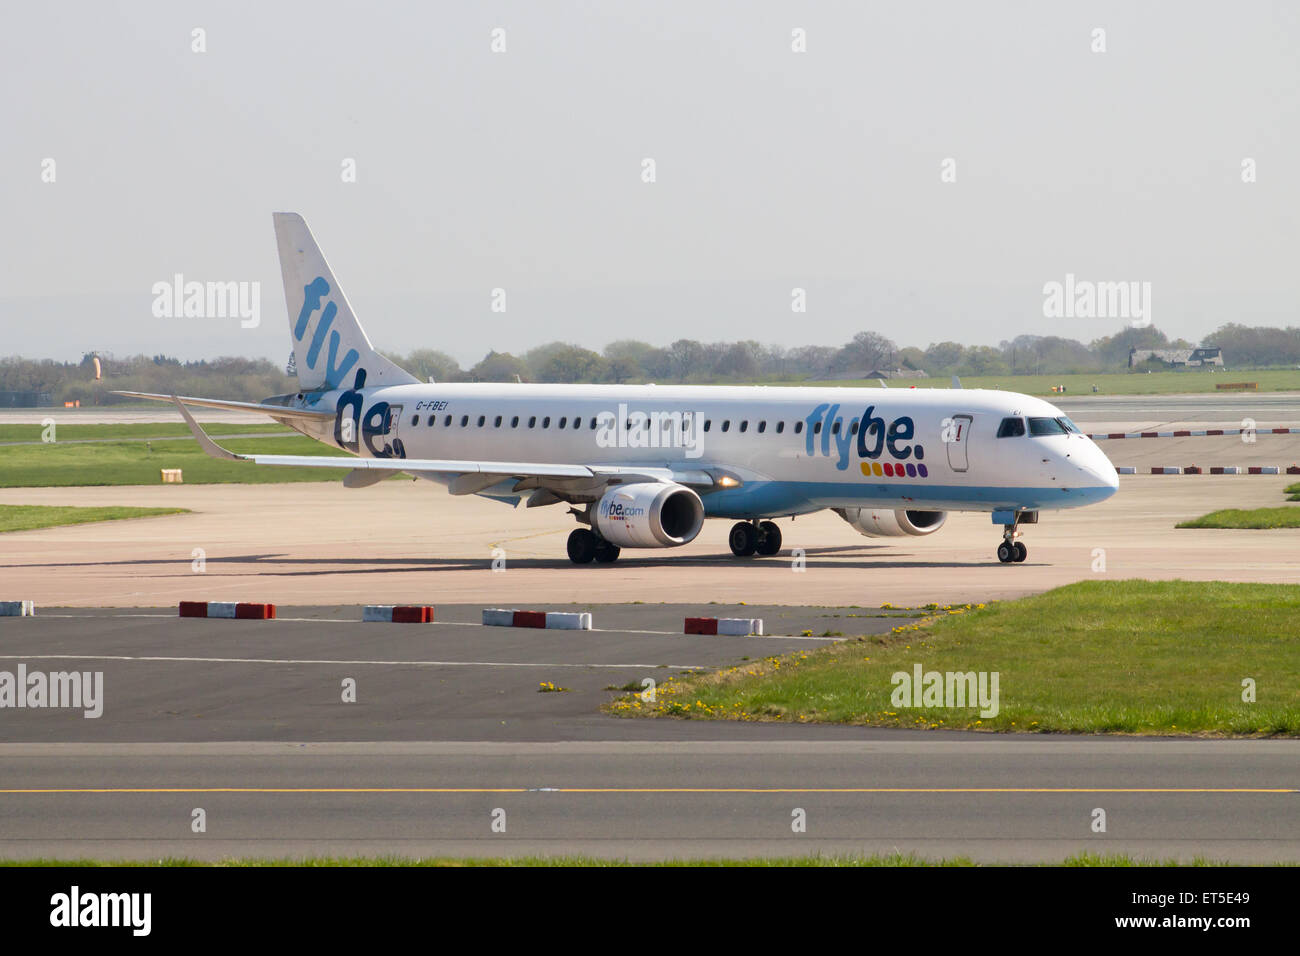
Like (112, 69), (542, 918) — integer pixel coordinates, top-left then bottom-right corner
(805, 403), (927, 474)
(294, 276), (359, 386)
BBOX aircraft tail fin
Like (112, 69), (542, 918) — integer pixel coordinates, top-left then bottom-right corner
(273, 212), (418, 391)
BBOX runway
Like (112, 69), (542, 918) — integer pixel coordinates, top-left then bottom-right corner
(2, 740), (1296, 862)
(1056, 391), (1300, 422)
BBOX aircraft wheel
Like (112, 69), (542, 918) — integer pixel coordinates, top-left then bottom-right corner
(729, 522), (758, 557)
(567, 528), (597, 564)
(756, 521), (782, 556)
(594, 540), (621, 563)
(1013, 541), (1027, 563)
(996, 541), (1014, 564)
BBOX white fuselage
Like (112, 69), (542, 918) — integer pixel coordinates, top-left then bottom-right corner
(287, 382), (1119, 519)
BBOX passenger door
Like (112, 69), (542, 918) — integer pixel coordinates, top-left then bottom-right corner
(946, 414), (972, 472)
(384, 404), (405, 458)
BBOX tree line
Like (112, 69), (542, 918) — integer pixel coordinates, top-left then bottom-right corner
(1, 322), (1295, 405)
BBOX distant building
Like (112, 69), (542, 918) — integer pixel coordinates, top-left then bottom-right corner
(1128, 346), (1224, 369)
(0, 390), (53, 408)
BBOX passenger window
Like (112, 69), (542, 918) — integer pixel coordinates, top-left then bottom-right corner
(794, 421), (803, 434)
(528, 416), (536, 428)
(997, 417), (1025, 438)
(444, 415), (452, 427)
(511, 416), (519, 428)
(776, 421), (784, 434)
(427, 414), (436, 426)
(542, 417), (551, 428)
(589, 417), (597, 429)
(704, 420), (711, 432)
(573, 416), (581, 429)
(460, 415), (469, 427)
(721, 420), (731, 432)
(559, 417), (567, 429)
(813, 421), (821, 434)
(494, 415), (502, 427)
(410, 414), (418, 427)
(850, 419), (859, 434)
(477, 415), (485, 427)
(757, 421), (766, 433)
(739, 421), (748, 433)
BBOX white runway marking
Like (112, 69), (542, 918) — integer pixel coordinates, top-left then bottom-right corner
(0, 653), (703, 670)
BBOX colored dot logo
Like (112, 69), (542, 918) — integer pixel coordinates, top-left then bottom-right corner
(861, 461), (928, 479)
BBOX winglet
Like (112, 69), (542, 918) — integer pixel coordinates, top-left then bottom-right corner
(171, 396), (248, 462)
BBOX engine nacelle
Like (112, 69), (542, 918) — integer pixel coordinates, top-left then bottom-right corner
(835, 507), (947, 538)
(593, 482), (705, 549)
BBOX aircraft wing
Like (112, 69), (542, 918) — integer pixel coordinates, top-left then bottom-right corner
(160, 394), (725, 495)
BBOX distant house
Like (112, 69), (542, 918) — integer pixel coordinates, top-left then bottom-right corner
(864, 368), (929, 380)
(1128, 346), (1224, 369)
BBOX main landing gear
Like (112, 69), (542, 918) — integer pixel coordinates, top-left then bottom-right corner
(567, 528), (621, 564)
(729, 520), (782, 558)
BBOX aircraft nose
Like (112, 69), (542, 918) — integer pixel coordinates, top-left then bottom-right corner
(1079, 441), (1119, 495)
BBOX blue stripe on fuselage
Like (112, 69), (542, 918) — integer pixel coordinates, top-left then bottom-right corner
(701, 480), (1114, 519)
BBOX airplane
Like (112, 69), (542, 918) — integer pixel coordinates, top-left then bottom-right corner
(117, 212), (1120, 565)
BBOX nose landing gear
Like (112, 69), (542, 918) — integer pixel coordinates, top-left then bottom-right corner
(994, 510), (1035, 563)
(996, 536), (1027, 563)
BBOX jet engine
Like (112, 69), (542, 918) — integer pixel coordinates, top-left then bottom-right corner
(593, 482), (705, 548)
(834, 507), (948, 538)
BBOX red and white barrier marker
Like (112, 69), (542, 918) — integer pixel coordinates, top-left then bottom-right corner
(179, 601), (276, 619)
(363, 605), (434, 623)
(1118, 466), (1286, 476)
(1089, 427), (1300, 440)
(685, 616), (764, 636)
(481, 608), (593, 630)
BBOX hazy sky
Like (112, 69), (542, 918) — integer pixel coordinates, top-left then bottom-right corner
(2, 1), (1296, 367)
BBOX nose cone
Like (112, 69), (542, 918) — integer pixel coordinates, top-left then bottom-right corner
(1076, 440), (1119, 498)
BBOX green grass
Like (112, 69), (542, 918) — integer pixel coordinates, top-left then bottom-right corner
(0, 852), (1262, 867)
(610, 580), (1300, 736)
(0, 435), (351, 487)
(0, 422), (291, 442)
(0, 504), (189, 532)
(771, 368), (1300, 397)
(1177, 507), (1300, 529)
(1286, 482), (1300, 501)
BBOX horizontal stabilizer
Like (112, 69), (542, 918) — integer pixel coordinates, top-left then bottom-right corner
(113, 391), (333, 422)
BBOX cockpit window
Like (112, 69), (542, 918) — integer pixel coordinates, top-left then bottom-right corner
(1028, 416), (1068, 436)
(997, 417), (1025, 438)
(1056, 416), (1080, 433)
